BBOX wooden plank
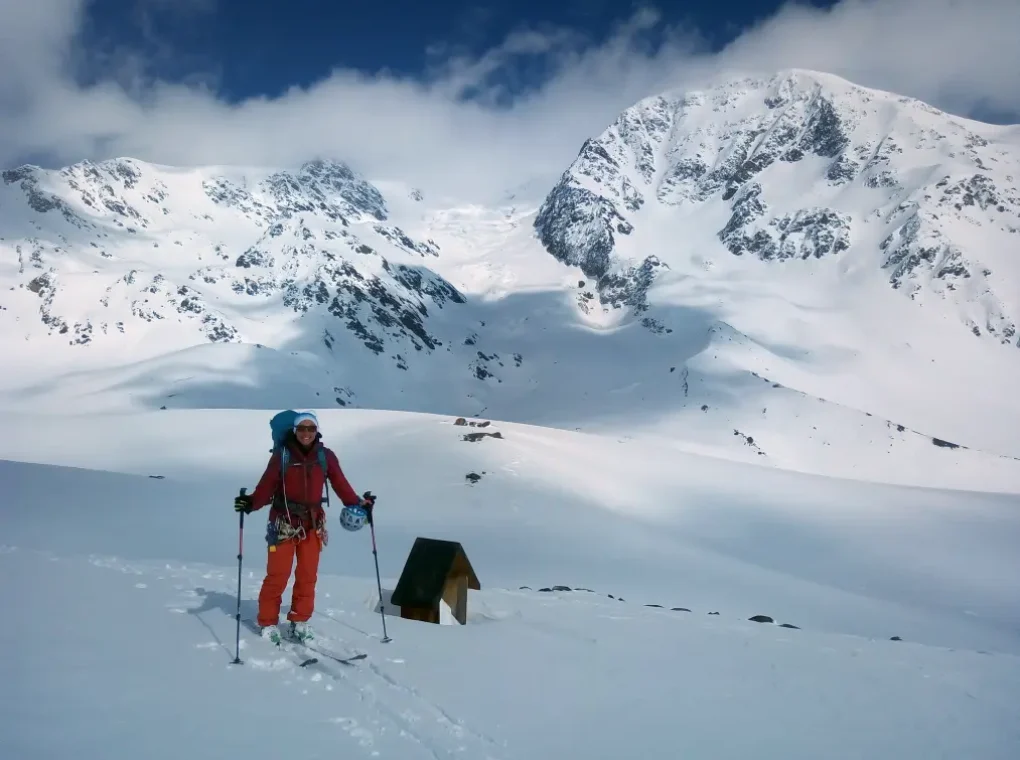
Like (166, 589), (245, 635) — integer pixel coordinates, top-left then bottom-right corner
(442, 574), (469, 625)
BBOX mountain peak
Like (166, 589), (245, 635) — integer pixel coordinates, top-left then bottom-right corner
(534, 66), (1020, 376)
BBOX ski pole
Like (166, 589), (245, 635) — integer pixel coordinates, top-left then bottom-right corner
(231, 487), (246, 665)
(364, 491), (391, 643)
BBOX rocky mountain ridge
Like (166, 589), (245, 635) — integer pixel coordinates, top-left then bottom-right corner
(534, 68), (1020, 346)
(2, 157), (466, 363)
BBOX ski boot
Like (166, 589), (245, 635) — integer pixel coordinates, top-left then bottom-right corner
(260, 624), (282, 645)
(289, 621), (315, 643)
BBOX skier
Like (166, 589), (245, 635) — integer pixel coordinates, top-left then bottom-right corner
(233, 411), (373, 644)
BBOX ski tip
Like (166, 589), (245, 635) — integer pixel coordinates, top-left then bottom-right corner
(299, 658), (319, 667)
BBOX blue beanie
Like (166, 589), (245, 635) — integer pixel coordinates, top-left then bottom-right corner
(293, 411), (319, 430)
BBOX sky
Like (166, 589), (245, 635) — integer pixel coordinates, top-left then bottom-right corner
(1, 0), (1019, 200)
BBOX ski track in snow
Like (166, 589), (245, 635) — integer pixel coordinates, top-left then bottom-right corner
(86, 551), (506, 759)
(3, 530), (1020, 759)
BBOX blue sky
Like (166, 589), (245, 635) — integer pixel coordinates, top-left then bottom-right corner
(76, 0), (838, 102)
(1, 0), (1018, 198)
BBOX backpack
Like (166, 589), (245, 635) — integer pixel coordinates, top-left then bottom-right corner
(269, 410), (330, 514)
(269, 409), (327, 474)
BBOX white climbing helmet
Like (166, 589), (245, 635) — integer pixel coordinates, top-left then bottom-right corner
(339, 504), (368, 531)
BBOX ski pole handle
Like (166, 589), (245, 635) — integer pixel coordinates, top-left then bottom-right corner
(238, 487), (247, 531)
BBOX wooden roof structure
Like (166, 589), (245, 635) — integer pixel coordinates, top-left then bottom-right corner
(390, 537), (480, 624)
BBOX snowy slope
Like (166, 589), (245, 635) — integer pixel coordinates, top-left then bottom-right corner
(533, 68), (1020, 467)
(2, 407), (1019, 759)
(2, 69), (1020, 492)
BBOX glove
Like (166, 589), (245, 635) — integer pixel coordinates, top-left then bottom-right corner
(360, 491), (376, 522)
(234, 493), (253, 513)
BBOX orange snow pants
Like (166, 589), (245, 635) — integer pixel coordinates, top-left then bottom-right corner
(257, 532), (322, 627)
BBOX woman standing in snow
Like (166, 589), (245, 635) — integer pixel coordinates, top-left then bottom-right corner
(233, 411), (373, 644)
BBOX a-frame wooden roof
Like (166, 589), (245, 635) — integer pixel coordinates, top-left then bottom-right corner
(390, 537), (480, 608)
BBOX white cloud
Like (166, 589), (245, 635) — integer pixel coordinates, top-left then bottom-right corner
(0, 0), (1017, 201)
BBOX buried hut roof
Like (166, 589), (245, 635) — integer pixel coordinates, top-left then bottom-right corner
(390, 537), (480, 607)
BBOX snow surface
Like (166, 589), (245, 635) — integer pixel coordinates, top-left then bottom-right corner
(2, 68), (1020, 758)
(2, 407), (1020, 758)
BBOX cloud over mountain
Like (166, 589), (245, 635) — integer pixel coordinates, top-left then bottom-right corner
(0, 0), (1018, 200)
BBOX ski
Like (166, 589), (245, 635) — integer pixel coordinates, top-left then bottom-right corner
(241, 618), (319, 667)
(292, 648), (320, 668)
(282, 631), (367, 666)
(241, 618), (365, 666)
(288, 638), (367, 666)
(273, 639), (319, 667)
(302, 643), (367, 666)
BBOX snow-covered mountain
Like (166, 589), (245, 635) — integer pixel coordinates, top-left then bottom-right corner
(3, 68), (1020, 491)
(538, 69), (1020, 342)
(0, 157), (457, 358)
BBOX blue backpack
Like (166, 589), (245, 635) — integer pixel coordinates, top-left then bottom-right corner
(269, 412), (324, 465)
(270, 410), (327, 474)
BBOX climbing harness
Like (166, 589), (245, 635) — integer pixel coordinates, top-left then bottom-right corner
(266, 446), (331, 551)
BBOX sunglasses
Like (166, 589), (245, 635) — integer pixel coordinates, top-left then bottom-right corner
(295, 424), (317, 433)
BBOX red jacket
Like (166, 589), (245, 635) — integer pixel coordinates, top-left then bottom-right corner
(250, 439), (360, 528)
